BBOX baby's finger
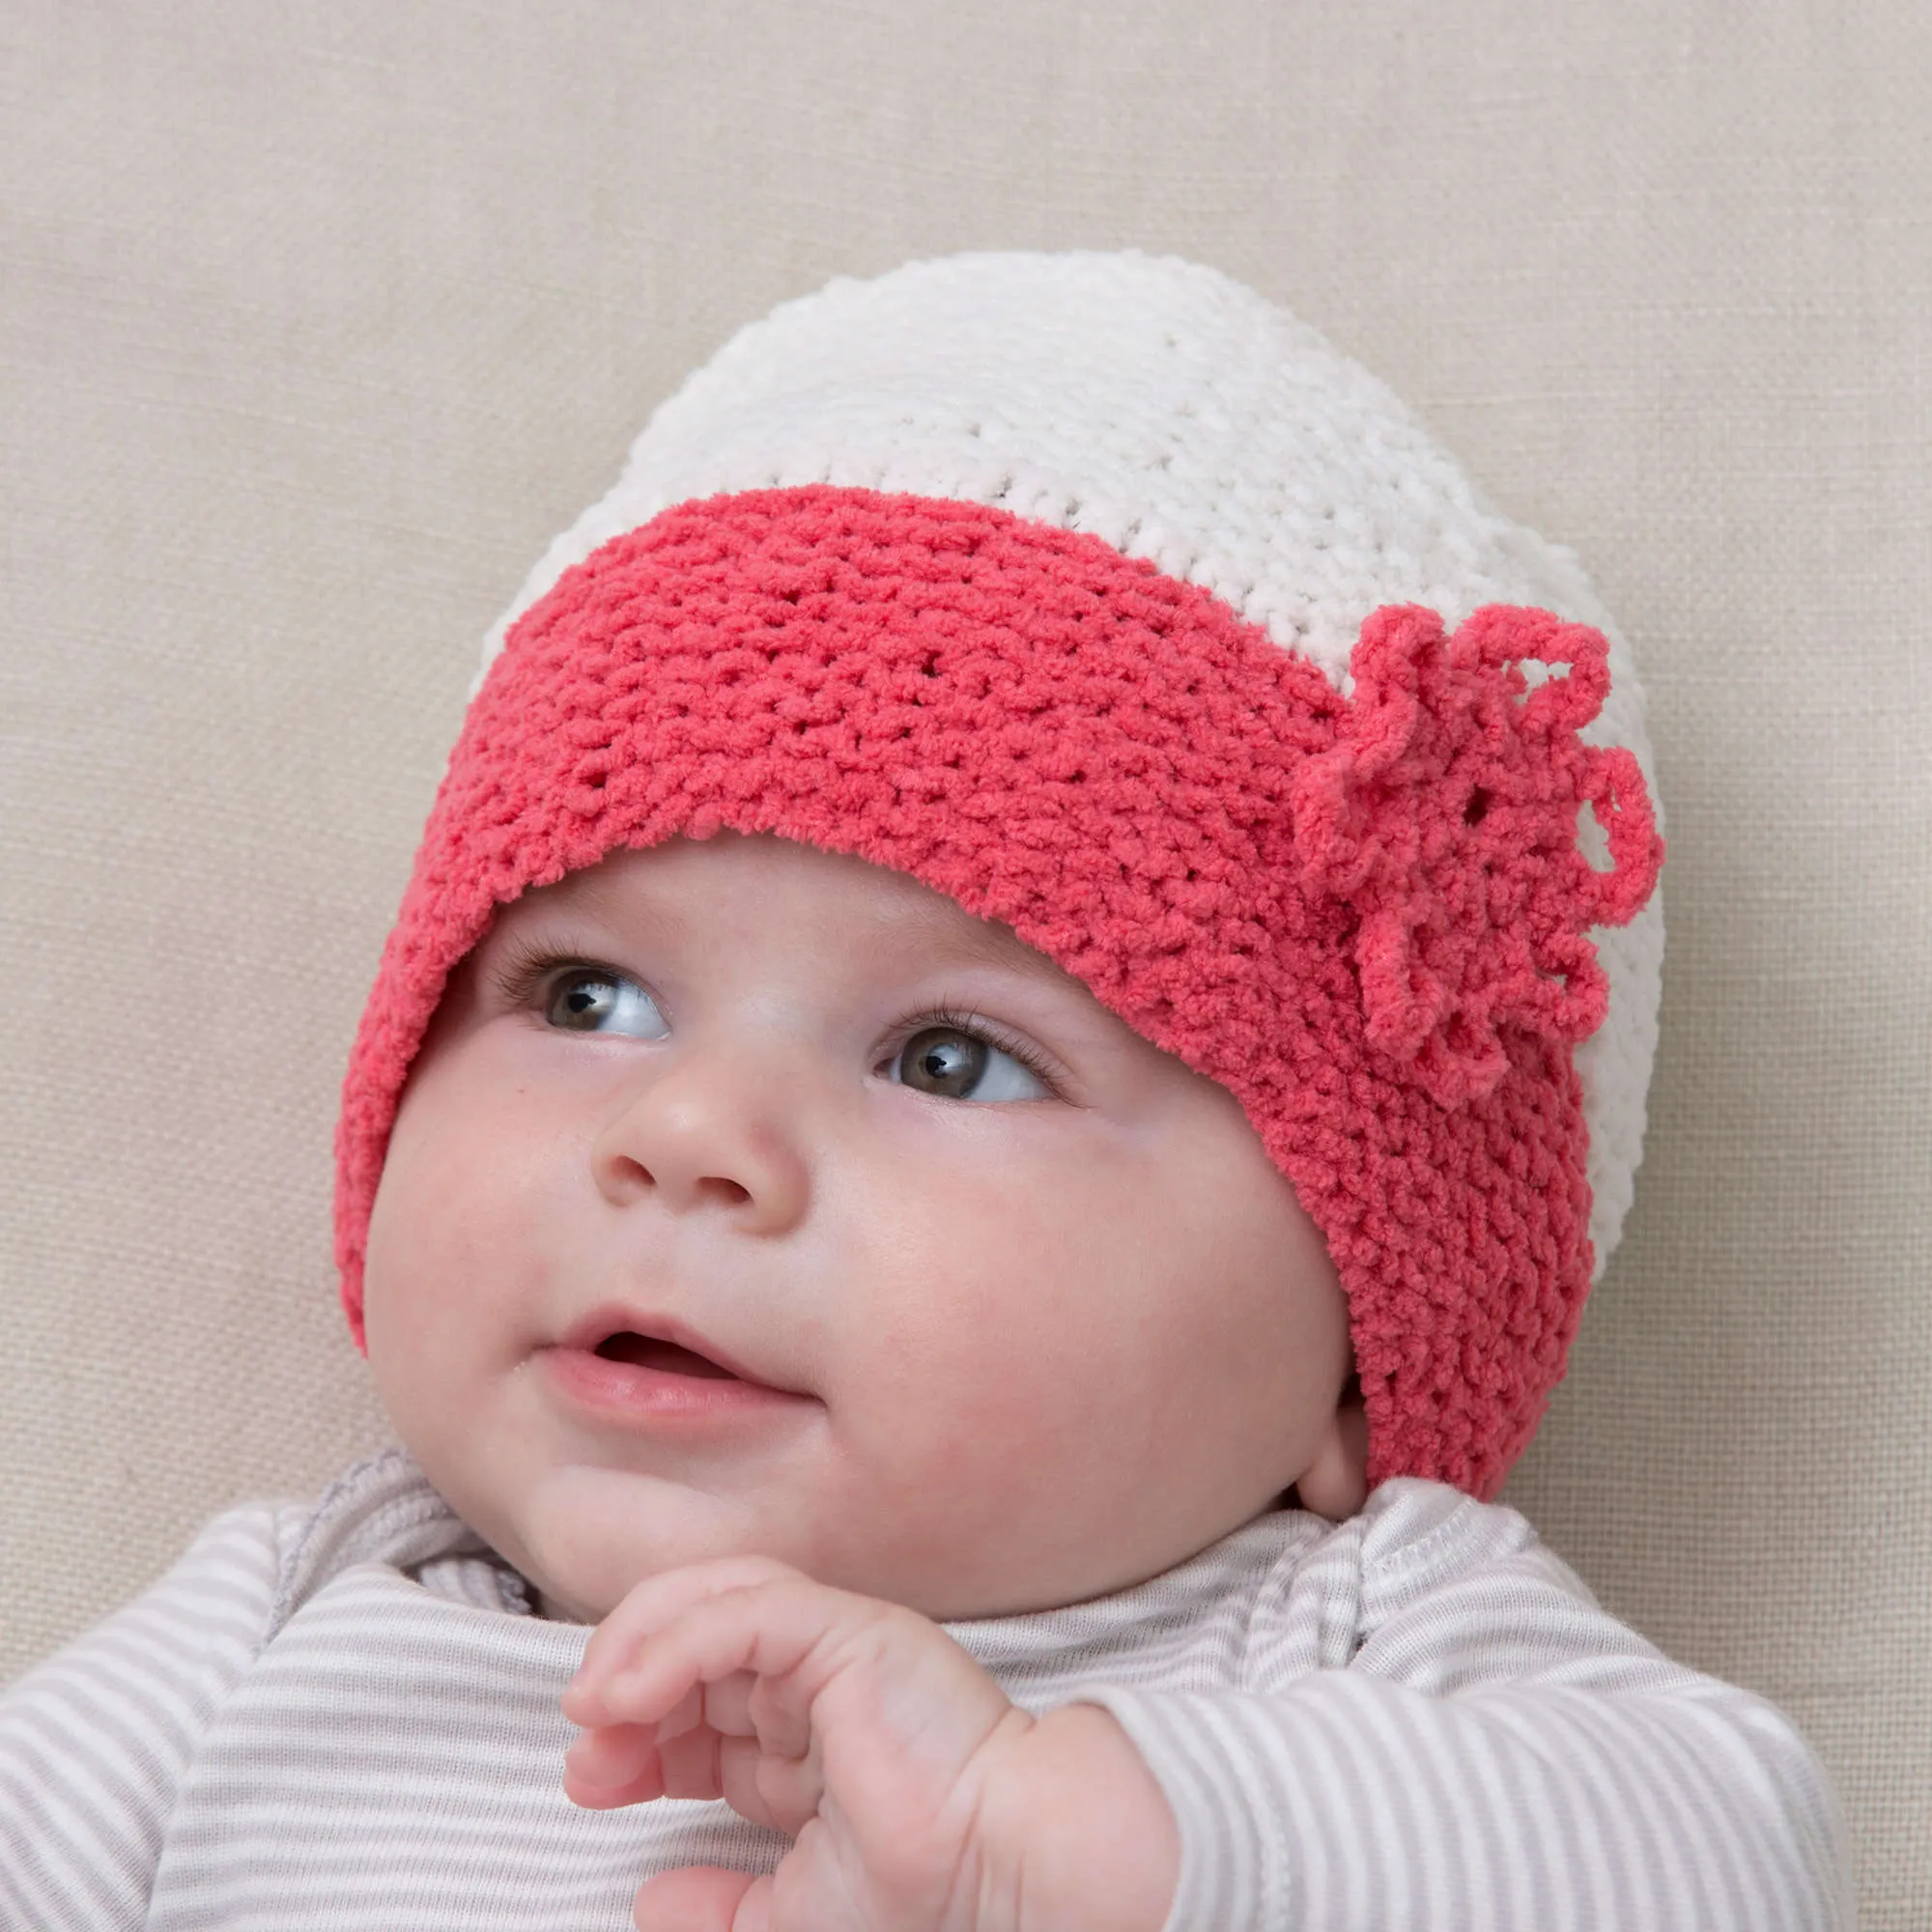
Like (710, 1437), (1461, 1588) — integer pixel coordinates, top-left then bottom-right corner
(650, 1681), (706, 1745)
(567, 1555), (805, 1717)
(715, 1729), (823, 1838)
(561, 1722), (668, 1810)
(591, 1576), (884, 1743)
(652, 1719), (727, 1804)
(699, 1668), (757, 1740)
(630, 1865), (768, 1932)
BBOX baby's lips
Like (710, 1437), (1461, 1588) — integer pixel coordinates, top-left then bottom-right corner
(556, 1301), (802, 1393)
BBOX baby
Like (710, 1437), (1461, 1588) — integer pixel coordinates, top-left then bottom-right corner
(2, 252), (1849, 1929)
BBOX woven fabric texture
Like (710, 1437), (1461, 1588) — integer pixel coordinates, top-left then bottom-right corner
(3, 5), (1926, 1922)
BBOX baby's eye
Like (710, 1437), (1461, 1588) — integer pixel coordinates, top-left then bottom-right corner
(542, 969), (669, 1039)
(888, 1025), (1049, 1102)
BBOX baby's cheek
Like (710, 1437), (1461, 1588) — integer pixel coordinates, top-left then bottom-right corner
(879, 1292), (1173, 1556)
(362, 1109), (544, 1437)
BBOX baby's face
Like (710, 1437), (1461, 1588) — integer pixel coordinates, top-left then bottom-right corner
(363, 833), (1359, 1624)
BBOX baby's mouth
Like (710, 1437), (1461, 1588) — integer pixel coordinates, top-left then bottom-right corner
(591, 1331), (740, 1380)
(546, 1308), (812, 1424)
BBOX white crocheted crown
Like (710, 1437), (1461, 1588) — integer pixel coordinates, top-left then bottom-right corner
(480, 250), (1664, 1280)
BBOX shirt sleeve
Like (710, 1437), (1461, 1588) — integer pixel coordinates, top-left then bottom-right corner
(1075, 1482), (1854, 1932)
(0, 1501), (297, 1930)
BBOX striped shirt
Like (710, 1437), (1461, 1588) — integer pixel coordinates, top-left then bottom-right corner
(0, 1448), (1850, 1929)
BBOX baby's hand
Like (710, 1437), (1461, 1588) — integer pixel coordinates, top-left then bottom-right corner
(560, 1556), (1179, 1932)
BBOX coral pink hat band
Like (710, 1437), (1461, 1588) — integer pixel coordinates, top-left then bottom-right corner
(335, 486), (1662, 1498)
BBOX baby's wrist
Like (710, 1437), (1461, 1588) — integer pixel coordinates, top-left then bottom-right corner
(979, 1701), (1179, 1932)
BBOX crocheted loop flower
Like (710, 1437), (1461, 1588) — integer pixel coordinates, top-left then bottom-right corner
(1291, 603), (1664, 1109)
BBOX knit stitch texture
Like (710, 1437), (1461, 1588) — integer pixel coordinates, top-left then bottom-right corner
(336, 487), (1662, 1497)
(486, 253), (1667, 1287)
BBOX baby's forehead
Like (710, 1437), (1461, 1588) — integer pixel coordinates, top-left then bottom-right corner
(494, 833), (1071, 987)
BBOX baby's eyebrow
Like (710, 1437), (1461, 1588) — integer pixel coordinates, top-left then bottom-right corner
(871, 898), (1071, 986)
(526, 870), (1069, 987)
(506, 850), (1082, 997)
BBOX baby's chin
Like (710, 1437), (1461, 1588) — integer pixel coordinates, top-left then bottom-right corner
(459, 1462), (1011, 1625)
(482, 1462), (810, 1623)
(440, 1451), (1280, 1626)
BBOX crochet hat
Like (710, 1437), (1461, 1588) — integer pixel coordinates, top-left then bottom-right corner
(336, 251), (1664, 1500)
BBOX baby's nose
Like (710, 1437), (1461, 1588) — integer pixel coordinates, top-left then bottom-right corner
(586, 1047), (810, 1236)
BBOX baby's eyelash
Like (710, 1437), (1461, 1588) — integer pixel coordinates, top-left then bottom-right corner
(487, 938), (620, 1010)
(889, 1003), (1065, 1096)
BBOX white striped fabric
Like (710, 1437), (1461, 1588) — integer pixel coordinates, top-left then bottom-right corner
(0, 1450), (1851, 1930)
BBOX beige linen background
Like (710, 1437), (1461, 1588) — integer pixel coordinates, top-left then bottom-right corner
(4, 2), (1927, 1919)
